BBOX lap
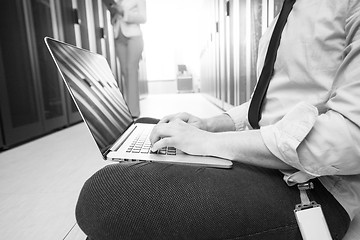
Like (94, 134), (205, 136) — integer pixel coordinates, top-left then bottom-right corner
(76, 161), (349, 240)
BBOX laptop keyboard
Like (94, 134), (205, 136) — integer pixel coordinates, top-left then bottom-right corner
(126, 128), (177, 155)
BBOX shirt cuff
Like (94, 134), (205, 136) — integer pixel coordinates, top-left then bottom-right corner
(225, 101), (250, 131)
(260, 102), (320, 181)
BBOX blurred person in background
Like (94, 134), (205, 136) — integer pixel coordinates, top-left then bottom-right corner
(110, 0), (146, 117)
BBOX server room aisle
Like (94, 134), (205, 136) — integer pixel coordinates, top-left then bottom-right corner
(0, 93), (223, 240)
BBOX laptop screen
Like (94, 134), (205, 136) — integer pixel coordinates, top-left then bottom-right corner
(45, 38), (134, 156)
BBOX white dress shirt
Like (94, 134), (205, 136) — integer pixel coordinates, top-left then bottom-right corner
(226, 0), (360, 238)
(113, 0), (146, 38)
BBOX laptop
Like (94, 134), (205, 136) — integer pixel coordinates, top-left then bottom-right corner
(45, 37), (232, 169)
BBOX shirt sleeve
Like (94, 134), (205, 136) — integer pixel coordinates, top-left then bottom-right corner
(123, 0), (147, 24)
(261, 1), (360, 183)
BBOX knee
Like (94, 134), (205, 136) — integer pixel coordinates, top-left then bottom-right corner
(75, 164), (127, 240)
(75, 167), (102, 239)
(75, 162), (163, 240)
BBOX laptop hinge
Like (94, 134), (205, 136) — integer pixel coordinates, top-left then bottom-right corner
(109, 125), (137, 152)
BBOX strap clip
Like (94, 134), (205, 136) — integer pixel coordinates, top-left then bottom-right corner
(297, 182), (314, 191)
(295, 182), (318, 211)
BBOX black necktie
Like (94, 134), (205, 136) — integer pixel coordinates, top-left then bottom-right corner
(248, 0), (296, 129)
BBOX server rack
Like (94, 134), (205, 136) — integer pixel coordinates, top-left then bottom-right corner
(200, 0), (282, 110)
(0, 0), (122, 149)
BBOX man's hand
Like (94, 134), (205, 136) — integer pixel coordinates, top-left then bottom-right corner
(149, 119), (212, 156)
(158, 112), (208, 131)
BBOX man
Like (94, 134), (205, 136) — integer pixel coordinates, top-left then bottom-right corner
(76, 0), (360, 239)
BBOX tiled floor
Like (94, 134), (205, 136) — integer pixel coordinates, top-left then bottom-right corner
(0, 93), (223, 240)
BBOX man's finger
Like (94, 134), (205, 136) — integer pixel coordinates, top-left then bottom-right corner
(151, 137), (174, 152)
(176, 112), (190, 122)
(149, 123), (175, 146)
(159, 114), (176, 123)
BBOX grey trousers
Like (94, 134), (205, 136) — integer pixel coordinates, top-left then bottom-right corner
(115, 34), (143, 117)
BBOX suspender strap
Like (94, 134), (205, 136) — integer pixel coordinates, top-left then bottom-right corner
(297, 182), (314, 207)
